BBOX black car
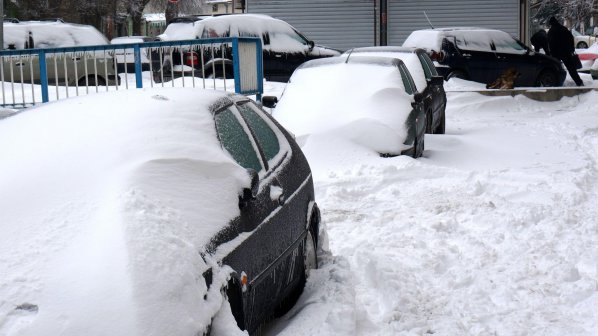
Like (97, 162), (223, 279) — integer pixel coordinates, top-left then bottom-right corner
(153, 14), (340, 83)
(343, 46), (447, 134)
(403, 27), (567, 87)
(0, 88), (321, 335)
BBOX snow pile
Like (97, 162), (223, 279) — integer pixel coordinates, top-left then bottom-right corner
(3, 22), (109, 49)
(0, 88), (249, 336)
(265, 85), (598, 335)
(273, 59), (415, 155)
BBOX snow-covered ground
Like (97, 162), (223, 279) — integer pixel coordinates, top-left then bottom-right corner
(264, 78), (598, 335)
(1, 70), (598, 335)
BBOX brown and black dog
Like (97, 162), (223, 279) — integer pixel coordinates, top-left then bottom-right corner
(486, 68), (521, 90)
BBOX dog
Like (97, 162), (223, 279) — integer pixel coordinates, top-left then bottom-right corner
(486, 68), (520, 90)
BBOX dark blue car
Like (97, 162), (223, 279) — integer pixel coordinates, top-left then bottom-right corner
(403, 27), (567, 87)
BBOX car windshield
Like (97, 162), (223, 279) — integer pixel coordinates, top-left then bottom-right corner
(572, 29), (582, 37)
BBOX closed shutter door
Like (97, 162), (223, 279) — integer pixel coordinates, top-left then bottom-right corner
(388, 0), (520, 46)
(247, 0), (376, 51)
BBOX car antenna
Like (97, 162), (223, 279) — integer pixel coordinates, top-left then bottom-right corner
(345, 48), (354, 63)
(423, 11), (435, 29)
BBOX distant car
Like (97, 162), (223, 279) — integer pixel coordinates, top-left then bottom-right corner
(153, 14), (341, 82)
(110, 36), (154, 73)
(572, 29), (598, 49)
(578, 41), (598, 77)
(343, 46), (447, 134)
(266, 56), (427, 158)
(403, 27), (567, 87)
(1, 21), (119, 86)
(0, 89), (321, 335)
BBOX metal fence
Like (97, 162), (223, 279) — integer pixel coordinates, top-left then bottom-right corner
(0, 37), (264, 108)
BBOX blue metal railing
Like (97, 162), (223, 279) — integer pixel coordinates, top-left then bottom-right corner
(0, 37), (264, 108)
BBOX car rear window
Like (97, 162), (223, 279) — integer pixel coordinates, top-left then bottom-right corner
(403, 30), (443, 52)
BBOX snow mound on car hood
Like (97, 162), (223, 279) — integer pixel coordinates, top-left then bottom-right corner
(273, 61), (414, 155)
(0, 88), (248, 335)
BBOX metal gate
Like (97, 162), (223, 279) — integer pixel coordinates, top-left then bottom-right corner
(247, 0), (377, 51)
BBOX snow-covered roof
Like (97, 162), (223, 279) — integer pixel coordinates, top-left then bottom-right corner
(0, 88), (250, 335)
(2, 21), (109, 49)
(273, 57), (415, 155)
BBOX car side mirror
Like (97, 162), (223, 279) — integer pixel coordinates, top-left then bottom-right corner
(307, 40), (315, 51)
(428, 75), (444, 86)
(239, 169), (259, 208)
(262, 96), (278, 108)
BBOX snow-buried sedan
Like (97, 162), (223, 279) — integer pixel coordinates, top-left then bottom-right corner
(0, 88), (321, 335)
(266, 56), (427, 158)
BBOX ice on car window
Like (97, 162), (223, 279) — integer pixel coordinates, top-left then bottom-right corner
(215, 108), (263, 172)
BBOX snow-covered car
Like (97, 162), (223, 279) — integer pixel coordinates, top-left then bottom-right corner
(266, 56), (427, 158)
(0, 88), (321, 335)
(1, 21), (119, 86)
(342, 46), (447, 135)
(110, 36), (154, 73)
(403, 27), (567, 87)
(572, 29), (598, 49)
(153, 14), (341, 82)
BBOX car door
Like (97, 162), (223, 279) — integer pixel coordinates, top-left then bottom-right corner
(492, 33), (537, 87)
(262, 29), (311, 82)
(451, 31), (498, 84)
(214, 101), (312, 332)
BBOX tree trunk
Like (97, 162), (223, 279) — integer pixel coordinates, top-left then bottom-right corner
(165, 2), (179, 25)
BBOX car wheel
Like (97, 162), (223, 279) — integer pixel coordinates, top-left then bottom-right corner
(577, 41), (588, 49)
(206, 66), (233, 79)
(435, 111), (446, 134)
(535, 70), (558, 87)
(304, 229), (318, 278)
(78, 76), (106, 87)
(447, 70), (467, 80)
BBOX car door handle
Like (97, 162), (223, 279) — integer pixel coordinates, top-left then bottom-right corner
(462, 53), (471, 57)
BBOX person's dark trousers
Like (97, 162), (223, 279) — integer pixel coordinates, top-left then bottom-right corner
(561, 55), (584, 86)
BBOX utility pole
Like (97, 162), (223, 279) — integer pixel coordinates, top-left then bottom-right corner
(379, 0), (387, 46)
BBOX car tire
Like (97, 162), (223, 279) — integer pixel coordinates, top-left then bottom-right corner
(577, 41), (588, 49)
(535, 69), (558, 87)
(435, 111), (446, 134)
(78, 76), (106, 87)
(447, 70), (467, 80)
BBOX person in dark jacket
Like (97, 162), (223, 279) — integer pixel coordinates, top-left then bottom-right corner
(547, 16), (583, 86)
(530, 29), (550, 55)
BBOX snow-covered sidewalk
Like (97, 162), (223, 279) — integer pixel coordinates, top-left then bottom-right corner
(266, 85), (598, 335)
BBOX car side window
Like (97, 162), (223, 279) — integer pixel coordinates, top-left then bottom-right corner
(237, 103), (281, 162)
(455, 31), (493, 51)
(214, 107), (263, 172)
(398, 64), (417, 94)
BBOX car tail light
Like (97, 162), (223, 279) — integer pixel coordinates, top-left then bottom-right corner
(184, 51), (199, 66)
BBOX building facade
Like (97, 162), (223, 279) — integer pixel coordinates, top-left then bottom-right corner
(246, 0), (530, 51)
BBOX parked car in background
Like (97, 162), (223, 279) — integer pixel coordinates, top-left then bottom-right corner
(265, 56), (426, 158)
(403, 27), (567, 87)
(578, 41), (598, 78)
(0, 88), (321, 335)
(572, 29), (598, 49)
(110, 36), (153, 73)
(1, 21), (119, 86)
(153, 14), (341, 82)
(343, 46), (446, 134)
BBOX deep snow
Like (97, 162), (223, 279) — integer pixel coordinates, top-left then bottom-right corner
(265, 79), (598, 335)
(1, 68), (598, 335)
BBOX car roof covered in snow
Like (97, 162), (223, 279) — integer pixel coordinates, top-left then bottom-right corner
(2, 21), (109, 49)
